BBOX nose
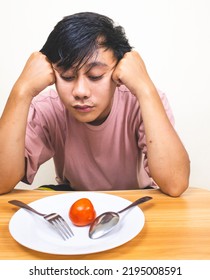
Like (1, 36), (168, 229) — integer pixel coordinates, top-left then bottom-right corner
(72, 77), (91, 100)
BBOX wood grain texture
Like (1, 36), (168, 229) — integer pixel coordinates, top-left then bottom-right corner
(0, 187), (210, 259)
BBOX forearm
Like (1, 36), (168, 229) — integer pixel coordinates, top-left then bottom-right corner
(0, 52), (55, 194)
(0, 88), (32, 194)
(112, 51), (190, 196)
(138, 87), (190, 196)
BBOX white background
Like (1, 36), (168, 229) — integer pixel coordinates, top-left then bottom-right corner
(0, 0), (210, 190)
(0, 260), (210, 279)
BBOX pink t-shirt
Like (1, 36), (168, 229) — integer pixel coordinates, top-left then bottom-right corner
(23, 86), (174, 190)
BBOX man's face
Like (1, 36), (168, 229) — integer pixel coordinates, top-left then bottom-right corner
(53, 48), (117, 125)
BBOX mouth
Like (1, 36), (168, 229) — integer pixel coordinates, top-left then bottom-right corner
(73, 104), (94, 113)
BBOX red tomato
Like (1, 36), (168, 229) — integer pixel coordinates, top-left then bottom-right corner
(69, 198), (96, 226)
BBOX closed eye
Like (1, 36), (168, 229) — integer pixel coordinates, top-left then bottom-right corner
(88, 75), (104, 81)
(61, 75), (75, 82)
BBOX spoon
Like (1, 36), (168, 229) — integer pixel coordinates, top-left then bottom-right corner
(89, 196), (152, 239)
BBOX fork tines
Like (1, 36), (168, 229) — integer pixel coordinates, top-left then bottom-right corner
(44, 213), (74, 240)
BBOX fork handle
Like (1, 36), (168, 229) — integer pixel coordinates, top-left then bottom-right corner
(8, 200), (45, 217)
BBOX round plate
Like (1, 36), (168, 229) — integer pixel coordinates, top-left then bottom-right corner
(9, 192), (145, 255)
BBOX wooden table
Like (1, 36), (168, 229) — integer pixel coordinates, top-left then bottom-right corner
(0, 187), (210, 260)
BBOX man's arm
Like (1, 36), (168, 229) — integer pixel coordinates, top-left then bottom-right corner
(112, 51), (190, 196)
(0, 52), (55, 194)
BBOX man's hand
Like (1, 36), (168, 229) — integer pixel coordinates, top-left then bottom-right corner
(112, 50), (156, 98)
(13, 52), (55, 98)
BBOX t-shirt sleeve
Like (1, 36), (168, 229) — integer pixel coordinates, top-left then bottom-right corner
(22, 103), (55, 184)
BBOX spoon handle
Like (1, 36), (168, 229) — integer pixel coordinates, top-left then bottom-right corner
(118, 196), (152, 214)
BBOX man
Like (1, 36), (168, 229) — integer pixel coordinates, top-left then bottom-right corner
(0, 12), (190, 196)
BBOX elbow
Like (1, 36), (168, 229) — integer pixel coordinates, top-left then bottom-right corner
(0, 157), (26, 195)
(159, 160), (191, 197)
(164, 180), (189, 197)
(161, 168), (190, 197)
(0, 172), (25, 195)
(0, 182), (16, 195)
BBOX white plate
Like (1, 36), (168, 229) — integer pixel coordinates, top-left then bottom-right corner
(9, 192), (145, 255)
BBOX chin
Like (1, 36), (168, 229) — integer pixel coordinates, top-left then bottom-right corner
(73, 114), (97, 124)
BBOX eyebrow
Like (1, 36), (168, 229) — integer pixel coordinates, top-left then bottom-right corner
(84, 61), (109, 73)
(55, 61), (109, 76)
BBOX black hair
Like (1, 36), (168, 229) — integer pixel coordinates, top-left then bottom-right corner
(40, 12), (132, 70)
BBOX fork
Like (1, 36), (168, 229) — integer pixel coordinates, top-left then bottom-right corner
(8, 199), (74, 240)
